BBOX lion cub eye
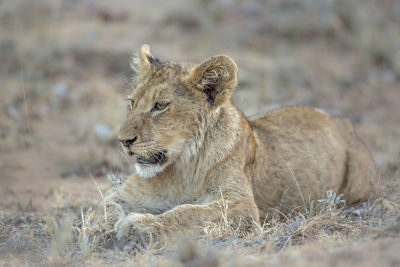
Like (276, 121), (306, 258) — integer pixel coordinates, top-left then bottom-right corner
(152, 102), (169, 112)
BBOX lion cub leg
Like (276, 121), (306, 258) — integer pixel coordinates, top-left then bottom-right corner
(87, 194), (125, 243)
(113, 197), (260, 248)
(340, 136), (377, 204)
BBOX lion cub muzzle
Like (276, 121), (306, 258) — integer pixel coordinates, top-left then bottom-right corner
(120, 136), (138, 148)
(119, 136), (137, 156)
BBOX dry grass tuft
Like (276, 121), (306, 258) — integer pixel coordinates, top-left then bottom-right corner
(0, 202), (49, 263)
(0, 184), (398, 266)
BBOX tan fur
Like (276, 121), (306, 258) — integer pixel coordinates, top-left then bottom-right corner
(89, 45), (377, 248)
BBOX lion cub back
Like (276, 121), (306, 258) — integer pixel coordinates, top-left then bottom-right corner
(248, 106), (376, 218)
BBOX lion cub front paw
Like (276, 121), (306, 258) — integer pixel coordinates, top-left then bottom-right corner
(114, 213), (148, 239)
(114, 213), (163, 249)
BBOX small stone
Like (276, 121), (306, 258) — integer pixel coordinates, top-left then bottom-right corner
(7, 105), (21, 119)
(351, 209), (361, 217)
(93, 123), (112, 142)
(53, 82), (68, 97)
(51, 82), (69, 108)
(331, 156), (339, 162)
(381, 69), (396, 84)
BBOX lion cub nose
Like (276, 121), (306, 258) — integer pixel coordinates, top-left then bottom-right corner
(120, 136), (138, 147)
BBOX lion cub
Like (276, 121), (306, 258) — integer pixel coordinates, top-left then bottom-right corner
(90, 45), (376, 247)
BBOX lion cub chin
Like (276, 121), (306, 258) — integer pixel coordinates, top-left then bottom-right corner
(90, 44), (377, 249)
(134, 163), (166, 178)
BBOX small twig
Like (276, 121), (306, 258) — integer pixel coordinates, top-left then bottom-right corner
(13, 199), (32, 224)
(277, 236), (291, 255)
(277, 153), (307, 213)
(298, 217), (372, 235)
(90, 174), (107, 224)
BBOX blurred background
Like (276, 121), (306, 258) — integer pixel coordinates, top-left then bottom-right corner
(0, 0), (399, 212)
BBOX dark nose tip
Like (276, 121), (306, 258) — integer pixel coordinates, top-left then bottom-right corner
(120, 136), (137, 147)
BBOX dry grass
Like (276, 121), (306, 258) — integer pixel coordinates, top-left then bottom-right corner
(1, 182), (398, 266)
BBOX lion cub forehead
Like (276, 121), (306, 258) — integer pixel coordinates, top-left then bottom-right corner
(134, 83), (170, 102)
(131, 63), (191, 100)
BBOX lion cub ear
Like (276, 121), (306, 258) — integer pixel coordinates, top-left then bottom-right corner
(189, 55), (238, 107)
(131, 44), (160, 76)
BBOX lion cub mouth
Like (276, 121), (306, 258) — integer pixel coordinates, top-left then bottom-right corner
(136, 151), (167, 165)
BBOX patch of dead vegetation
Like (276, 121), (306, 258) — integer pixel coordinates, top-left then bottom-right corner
(1, 181), (399, 266)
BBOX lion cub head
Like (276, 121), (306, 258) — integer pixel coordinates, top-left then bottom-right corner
(118, 44), (238, 178)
